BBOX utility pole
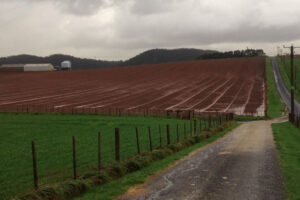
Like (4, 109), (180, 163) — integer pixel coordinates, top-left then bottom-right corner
(283, 44), (300, 122)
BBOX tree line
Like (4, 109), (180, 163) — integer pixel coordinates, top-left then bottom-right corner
(197, 49), (265, 60)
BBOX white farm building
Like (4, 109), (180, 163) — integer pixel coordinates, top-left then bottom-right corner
(60, 60), (72, 70)
(0, 63), (54, 72)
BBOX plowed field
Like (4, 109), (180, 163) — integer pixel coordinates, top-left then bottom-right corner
(0, 57), (266, 116)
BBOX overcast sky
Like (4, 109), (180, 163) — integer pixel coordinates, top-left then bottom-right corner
(0, 0), (300, 60)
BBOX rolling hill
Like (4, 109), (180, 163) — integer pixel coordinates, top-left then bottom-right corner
(0, 48), (216, 70)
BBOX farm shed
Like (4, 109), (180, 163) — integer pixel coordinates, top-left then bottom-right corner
(0, 63), (54, 72)
(61, 60), (71, 70)
(0, 64), (25, 72)
(24, 64), (54, 71)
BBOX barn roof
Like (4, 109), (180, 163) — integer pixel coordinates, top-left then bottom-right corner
(0, 63), (54, 72)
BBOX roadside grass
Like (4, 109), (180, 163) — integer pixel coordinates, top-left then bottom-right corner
(74, 122), (239, 200)
(277, 57), (300, 102)
(272, 122), (300, 200)
(266, 57), (285, 118)
(0, 113), (202, 199)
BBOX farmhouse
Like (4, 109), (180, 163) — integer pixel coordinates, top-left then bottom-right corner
(0, 63), (54, 72)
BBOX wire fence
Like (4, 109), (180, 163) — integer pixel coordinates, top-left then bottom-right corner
(0, 112), (233, 199)
(0, 104), (254, 118)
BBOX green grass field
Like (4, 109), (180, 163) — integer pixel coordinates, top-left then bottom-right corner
(0, 113), (213, 199)
(74, 123), (239, 200)
(266, 57), (285, 118)
(277, 57), (300, 102)
(272, 122), (300, 200)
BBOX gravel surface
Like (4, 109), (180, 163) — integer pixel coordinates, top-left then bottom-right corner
(120, 119), (286, 200)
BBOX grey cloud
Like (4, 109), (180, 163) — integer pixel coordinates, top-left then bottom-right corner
(3, 0), (111, 15)
(1, 0), (300, 59)
(54, 0), (110, 15)
(130, 0), (178, 15)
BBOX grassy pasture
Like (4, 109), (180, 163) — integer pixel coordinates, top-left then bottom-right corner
(0, 113), (212, 199)
(266, 57), (285, 118)
(272, 122), (300, 200)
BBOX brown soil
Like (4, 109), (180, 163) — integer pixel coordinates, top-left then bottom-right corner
(0, 57), (266, 116)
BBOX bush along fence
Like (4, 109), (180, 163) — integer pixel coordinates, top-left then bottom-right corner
(16, 114), (234, 200)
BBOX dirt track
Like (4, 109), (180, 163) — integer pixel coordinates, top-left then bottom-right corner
(0, 57), (265, 115)
(120, 118), (286, 200)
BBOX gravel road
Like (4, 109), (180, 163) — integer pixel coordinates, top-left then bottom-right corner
(120, 119), (286, 200)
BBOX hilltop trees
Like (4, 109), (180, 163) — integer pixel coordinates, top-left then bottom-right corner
(198, 49), (265, 60)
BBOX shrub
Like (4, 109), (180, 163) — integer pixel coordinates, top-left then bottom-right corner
(133, 155), (152, 168)
(201, 131), (211, 139)
(82, 172), (98, 180)
(187, 137), (196, 145)
(193, 135), (202, 143)
(83, 171), (110, 185)
(181, 139), (192, 147)
(90, 171), (110, 185)
(17, 193), (42, 200)
(36, 187), (58, 200)
(56, 180), (88, 198)
(151, 149), (169, 161)
(216, 126), (224, 132)
(167, 143), (184, 152)
(124, 160), (141, 173)
(107, 162), (126, 178)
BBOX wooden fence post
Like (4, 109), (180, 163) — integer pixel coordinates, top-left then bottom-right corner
(148, 126), (152, 151)
(190, 121), (192, 136)
(199, 119), (202, 132)
(176, 124), (179, 142)
(184, 123), (186, 138)
(166, 124), (171, 145)
(135, 128), (140, 154)
(31, 141), (38, 190)
(115, 128), (120, 161)
(98, 132), (101, 170)
(194, 120), (197, 135)
(159, 125), (162, 147)
(72, 136), (77, 179)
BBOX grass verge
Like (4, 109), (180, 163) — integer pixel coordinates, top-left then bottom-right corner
(73, 122), (239, 200)
(272, 121), (300, 200)
(266, 57), (285, 118)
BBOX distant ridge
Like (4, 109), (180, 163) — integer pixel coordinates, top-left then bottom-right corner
(0, 54), (122, 70)
(0, 48), (217, 70)
(122, 48), (216, 66)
